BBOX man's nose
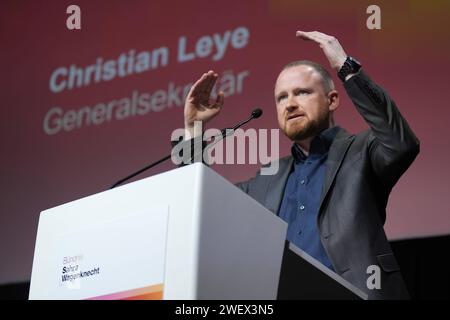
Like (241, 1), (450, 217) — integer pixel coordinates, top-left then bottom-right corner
(286, 96), (299, 112)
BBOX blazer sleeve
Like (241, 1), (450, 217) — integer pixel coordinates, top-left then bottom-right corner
(343, 70), (420, 189)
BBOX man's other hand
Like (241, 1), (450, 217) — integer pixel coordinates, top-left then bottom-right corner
(184, 70), (224, 139)
(296, 31), (348, 72)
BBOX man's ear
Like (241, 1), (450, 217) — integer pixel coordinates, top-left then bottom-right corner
(328, 90), (339, 112)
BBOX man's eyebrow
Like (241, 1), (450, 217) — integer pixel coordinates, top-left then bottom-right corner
(275, 90), (287, 98)
(275, 87), (313, 98)
(295, 86), (313, 91)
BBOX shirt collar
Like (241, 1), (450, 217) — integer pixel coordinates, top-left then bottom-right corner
(291, 126), (340, 163)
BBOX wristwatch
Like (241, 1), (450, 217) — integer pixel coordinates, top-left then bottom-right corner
(338, 56), (362, 82)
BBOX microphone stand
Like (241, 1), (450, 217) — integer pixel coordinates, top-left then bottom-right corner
(109, 109), (262, 189)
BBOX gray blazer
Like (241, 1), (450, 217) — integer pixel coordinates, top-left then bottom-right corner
(236, 70), (420, 300)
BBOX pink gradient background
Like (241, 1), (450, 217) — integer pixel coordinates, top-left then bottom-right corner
(0, 0), (449, 284)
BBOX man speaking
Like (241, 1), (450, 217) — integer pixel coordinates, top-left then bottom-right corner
(178, 31), (420, 299)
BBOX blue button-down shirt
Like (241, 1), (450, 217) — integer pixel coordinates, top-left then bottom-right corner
(278, 126), (340, 271)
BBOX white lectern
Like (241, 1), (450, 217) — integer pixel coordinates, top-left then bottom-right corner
(29, 163), (288, 300)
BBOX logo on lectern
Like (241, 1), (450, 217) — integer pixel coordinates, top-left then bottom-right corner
(59, 254), (101, 289)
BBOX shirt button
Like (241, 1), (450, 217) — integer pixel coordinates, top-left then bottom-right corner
(297, 230), (302, 235)
(299, 205), (305, 210)
(300, 179), (305, 185)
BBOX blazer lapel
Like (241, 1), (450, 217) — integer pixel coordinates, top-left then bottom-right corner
(318, 128), (355, 218)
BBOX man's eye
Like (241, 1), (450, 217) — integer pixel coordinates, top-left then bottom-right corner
(297, 90), (310, 95)
(278, 95), (287, 102)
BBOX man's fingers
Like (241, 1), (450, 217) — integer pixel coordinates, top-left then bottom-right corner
(296, 30), (332, 44)
(296, 31), (322, 43)
(203, 71), (218, 96)
(296, 30), (346, 71)
(296, 31), (318, 41)
(213, 91), (224, 108)
(186, 71), (222, 111)
(296, 30), (313, 40)
(188, 72), (209, 97)
(193, 71), (217, 100)
(198, 72), (215, 94)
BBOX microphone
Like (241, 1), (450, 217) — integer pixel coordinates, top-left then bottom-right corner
(217, 108), (263, 140)
(252, 108), (263, 119)
(109, 108), (263, 189)
(201, 108), (263, 156)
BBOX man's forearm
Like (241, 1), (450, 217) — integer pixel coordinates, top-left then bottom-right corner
(343, 69), (420, 159)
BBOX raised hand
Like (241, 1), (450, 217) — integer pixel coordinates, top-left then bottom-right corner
(184, 70), (224, 138)
(296, 31), (348, 72)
